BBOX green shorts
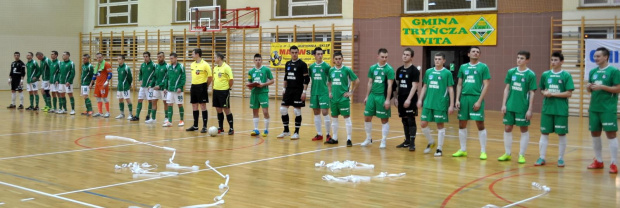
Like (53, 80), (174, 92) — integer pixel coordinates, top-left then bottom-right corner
(503, 111), (530, 126)
(421, 108), (448, 123)
(364, 93), (391, 119)
(310, 94), (330, 109)
(331, 99), (351, 117)
(540, 114), (568, 134)
(589, 111), (618, 132)
(250, 92), (269, 109)
(457, 95), (485, 121)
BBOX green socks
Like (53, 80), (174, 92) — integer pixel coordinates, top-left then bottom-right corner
(179, 106), (184, 121)
(70, 97), (75, 110)
(136, 102), (142, 117)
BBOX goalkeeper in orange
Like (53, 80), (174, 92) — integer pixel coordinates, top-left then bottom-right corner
(89, 53), (113, 118)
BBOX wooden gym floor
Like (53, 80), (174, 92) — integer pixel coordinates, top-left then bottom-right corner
(0, 90), (617, 207)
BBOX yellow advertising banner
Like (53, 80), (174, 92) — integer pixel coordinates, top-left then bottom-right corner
(401, 14), (497, 46)
(269, 42), (332, 68)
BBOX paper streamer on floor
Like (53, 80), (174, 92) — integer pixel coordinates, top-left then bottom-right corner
(482, 182), (551, 208)
(314, 160), (375, 171)
(180, 160), (230, 208)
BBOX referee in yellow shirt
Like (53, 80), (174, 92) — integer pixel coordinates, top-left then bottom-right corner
(213, 52), (234, 135)
(186, 48), (212, 133)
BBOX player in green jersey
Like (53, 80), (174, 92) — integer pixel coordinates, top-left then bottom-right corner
(49, 51), (61, 113)
(499, 51), (537, 164)
(146, 52), (169, 124)
(25, 52), (40, 111)
(325, 52), (359, 146)
(133, 52), (156, 121)
(417, 52), (455, 157)
(586, 47), (620, 173)
(79, 54), (95, 116)
(309, 47), (333, 142)
(248, 54), (275, 136)
(453, 46), (491, 159)
(115, 55), (134, 120)
(36, 52), (52, 112)
(535, 52), (574, 167)
(162, 53), (186, 127)
(56, 52), (76, 114)
(362, 48), (395, 149)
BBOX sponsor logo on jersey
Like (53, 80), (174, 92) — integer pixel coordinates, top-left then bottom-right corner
(474, 70), (477, 74)
(593, 74), (598, 79)
(512, 76), (516, 81)
(548, 78), (552, 83)
(521, 78), (525, 82)
(430, 75), (434, 80)
(558, 80), (562, 83)
(465, 70), (469, 75)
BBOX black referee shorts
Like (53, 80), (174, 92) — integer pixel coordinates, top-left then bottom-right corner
(190, 83), (209, 104)
(212, 89), (230, 108)
(281, 88), (305, 108)
(10, 78), (22, 91)
(398, 97), (418, 117)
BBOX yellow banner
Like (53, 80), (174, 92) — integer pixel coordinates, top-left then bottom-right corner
(401, 14), (497, 46)
(269, 42), (332, 68)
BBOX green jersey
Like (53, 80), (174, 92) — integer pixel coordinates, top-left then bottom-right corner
(165, 63), (185, 92)
(309, 62), (331, 96)
(26, 59), (40, 83)
(422, 68), (454, 111)
(328, 65), (358, 103)
(248, 66), (273, 94)
(154, 61), (168, 89)
(540, 70), (574, 116)
(368, 63), (395, 95)
(58, 60), (76, 84)
(80, 63), (95, 86)
(139, 61), (156, 88)
(589, 65), (620, 113)
(39, 56), (51, 81)
(50, 59), (60, 84)
(116, 63), (132, 91)
(504, 68), (537, 113)
(458, 62), (491, 96)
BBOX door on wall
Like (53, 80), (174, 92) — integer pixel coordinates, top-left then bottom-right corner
(423, 46), (470, 103)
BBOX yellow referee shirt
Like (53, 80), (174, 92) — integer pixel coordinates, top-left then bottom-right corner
(190, 59), (212, 84)
(213, 62), (233, 90)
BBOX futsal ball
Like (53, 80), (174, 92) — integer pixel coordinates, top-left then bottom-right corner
(208, 126), (219, 137)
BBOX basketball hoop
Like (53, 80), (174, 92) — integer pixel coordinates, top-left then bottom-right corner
(189, 6), (221, 33)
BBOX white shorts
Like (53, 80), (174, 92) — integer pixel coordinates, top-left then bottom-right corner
(42, 81), (50, 90)
(117, 90), (131, 99)
(26, 82), (39, 91)
(59, 84), (74, 94)
(138, 87), (149, 100)
(80, 85), (89, 96)
(166, 91), (184, 105)
(50, 83), (58, 92)
(149, 89), (162, 100)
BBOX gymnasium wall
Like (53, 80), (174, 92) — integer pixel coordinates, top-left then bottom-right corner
(0, 0), (84, 90)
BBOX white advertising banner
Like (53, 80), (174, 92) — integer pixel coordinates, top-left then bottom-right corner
(585, 39), (620, 80)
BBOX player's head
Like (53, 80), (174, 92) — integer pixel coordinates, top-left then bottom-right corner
(192, 48), (202, 60)
(157, 52), (165, 63)
(333, 52), (343, 67)
(313, 47), (324, 62)
(215, 52), (225, 64)
(143, 51), (151, 62)
(62, 51), (70, 60)
(377, 48), (388, 65)
(82, 54), (90, 63)
(118, 54), (126, 64)
(26, 52), (33, 60)
(434, 52), (446, 69)
(290, 45), (299, 60)
(551, 51), (564, 69)
(516, 50), (530, 67)
(51, 51), (58, 60)
(253, 53), (262, 68)
(594, 47), (610, 66)
(14, 52), (20, 60)
(468, 46), (481, 61)
(96, 52), (104, 62)
(169, 52), (178, 64)
(402, 48), (414, 63)
(36, 52), (44, 60)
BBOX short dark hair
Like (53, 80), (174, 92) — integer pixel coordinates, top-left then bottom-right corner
(596, 47), (610, 60)
(64, 51), (71, 56)
(404, 48), (414, 57)
(434, 52), (445, 59)
(36, 52), (43, 56)
(143, 51), (151, 57)
(469, 46), (480, 53)
(96, 52), (102, 56)
(28, 52), (33, 56)
(14, 52), (20, 55)
(254, 53), (262, 59)
(83, 54), (90, 58)
(119, 54), (126, 60)
(517, 50), (530, 59)
(290, 45), (299, 51)
(193, 48), (202, 57)
(378, 48), (388, 54)
(215, 52), (225, 60)
(52, 51), (58, 56)
(313, 47), (323, 55)
(551, 51), (564, 61)
(333, 52), (343, 58)
(169, 53), (178, 58)
(157, 52), (165, 56)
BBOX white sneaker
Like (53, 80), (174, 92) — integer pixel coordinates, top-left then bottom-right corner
(49, 109), (56, 113)
(115, 114), (124, 119)
(424, 143), (435, 154)
(145, 119), (155, 124)
(103, 112), (110, 118)
(126, 115), (133, 120)
(70, 110), (75, 115)
(56, 109), (64, 114)
(277, 132), (290, 138)
(178, 121), (185, 126)
(92, 113), (101, 117)
(360, 138), (372, 147)
(290, 133), (300, 140)
(434, 149), (443, 157)
(162, 121), (172, 127)
(380, 139), (386, 149)
(60, 110), (67, 114)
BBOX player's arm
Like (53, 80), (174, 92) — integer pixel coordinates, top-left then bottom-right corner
(302, 69), (309, 94)
(350, 78), (360, 97)
(227, 68), (233, 90)
(526, 90), (535, 120)
(405, 81), (418, 108)
(416, 83), (427, 108)
(127, 67), (133, 86)
(384, 79), (394, 109)
(593, 83), (620, 93)
(364, 78), (372, 104)
(501, 84), (509, 114)
(178, 66), (185, 93)
(68, 63), (76, 85)
(448, 86), (455, 114)
(327, 80), (333, 98)
(475, 79), (490, 111)
(455, 78), (463, 109)
(551, 90), (573, 98)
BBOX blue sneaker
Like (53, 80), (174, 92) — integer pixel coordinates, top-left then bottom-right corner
(262, 130), (269, 137)
(250, 129), (260, 136)
(557, 159), (565, 167)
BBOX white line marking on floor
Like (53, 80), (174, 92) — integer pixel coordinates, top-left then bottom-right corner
(0, 181), (103, 208)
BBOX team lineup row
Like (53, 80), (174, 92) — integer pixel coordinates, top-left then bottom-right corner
(6, 46), (620, 172)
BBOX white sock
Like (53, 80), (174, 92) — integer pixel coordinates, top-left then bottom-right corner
(558, 135), (567, 160)
(365, 122), (372, 140)
(459, 128), (467, 151)
(11, 93), (16, 105)
(504, 131), (513, 155)
(519, 131), (530, 156)
(381, 123), (389, 140)
(19, 92), (24, 105)
(610, 138), (618, 165)
(314, 115), (322, 135)
(437, 128), (445, 150)
(479, 129), (487, 153)
(345, 117), (352, 141)
(253, 118), (259, 130)
(593, 136), (603, 162)
(539, 134), (549, 159)
(264, 118), (270, 130)
(324, 116), (331, 135)
(331, 118), (339, 141)
(423, 127), (433, 144)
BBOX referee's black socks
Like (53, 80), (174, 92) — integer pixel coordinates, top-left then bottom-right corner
(193, 110), (199, 127)
(226, 113), (234, 130)
(218, 112), (225, 130)
(202, 110), (208, 128)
